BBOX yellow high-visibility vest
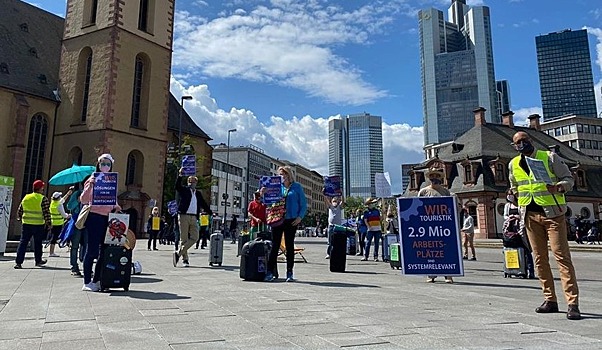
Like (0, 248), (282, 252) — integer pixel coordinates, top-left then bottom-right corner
(50, 199), (63, 226)
(511, 150), (566, 208)
(21, 193), (45, 225)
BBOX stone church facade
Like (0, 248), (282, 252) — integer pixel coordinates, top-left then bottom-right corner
(0, 0), (212, 238)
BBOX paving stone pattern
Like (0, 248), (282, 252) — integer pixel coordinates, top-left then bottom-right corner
(1, 238), (601, 349)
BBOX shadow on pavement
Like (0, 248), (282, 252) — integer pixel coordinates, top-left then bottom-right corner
(457, 281), (541, 290)
(198, 265), (240, 272)
(131, 276), (163, 284)
(40, 266), (71, 271)
(579, 313), (602, 319)
(110, 290), (191, 300)
(343, 270), (381, 275)
(296, 281), (380, 288)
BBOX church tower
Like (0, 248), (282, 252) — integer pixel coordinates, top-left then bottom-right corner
(52, 0), (175, 231)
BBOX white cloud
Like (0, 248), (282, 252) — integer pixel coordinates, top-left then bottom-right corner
(512, 106), (543, 127)
(171, 1), (417, 105)
(170, 77), (425, 194)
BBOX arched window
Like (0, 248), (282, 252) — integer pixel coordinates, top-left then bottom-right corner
(68, 147), (83, 166)
(75, 47), (93, 123)
(125, 150), (144, 186)
(22, 114), (48, 197)
(81, 52), (92, 122)
(131, 54), (150, 128)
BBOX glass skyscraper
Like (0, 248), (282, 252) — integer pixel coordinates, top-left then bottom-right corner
(536, 29), (598, 120)
(496, 80), (511, 115)
(328, 113), (383, 198)
(419, 0), (499, 145)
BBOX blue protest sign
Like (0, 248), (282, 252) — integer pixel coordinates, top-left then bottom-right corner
(323, 176), (342, 197)
(181, 155), (196, 176)
(397, 196), (463, 276)
(167, 200), (178, 216)
(92, 172), (118, 206)
(259, 176), (282, 205)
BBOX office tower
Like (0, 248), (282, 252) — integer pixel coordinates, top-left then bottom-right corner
(328, 113), (384, 198)
(401, 164), (416, 193)
(419, 0), (499, 145)
(536, 29), (598, 120)
(496, 80), (511, 116)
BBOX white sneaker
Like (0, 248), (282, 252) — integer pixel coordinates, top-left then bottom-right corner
(49, 253), (60, 257)
(82, 282), (100, 292)
(183, 261), (190, 267)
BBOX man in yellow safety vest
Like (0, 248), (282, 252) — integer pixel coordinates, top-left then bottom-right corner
(509, 131), (581, 320)
(14, 180), (52, 269)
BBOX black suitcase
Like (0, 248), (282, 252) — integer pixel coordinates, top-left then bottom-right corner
(240, 239), (270, 281)
(330, 232), (347, 272)
(237, 234), (251, 256)
(389, 243), (401, 269)
(99, 245), (132, 291)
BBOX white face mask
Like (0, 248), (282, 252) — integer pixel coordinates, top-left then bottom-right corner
(507, 195), (514, 202)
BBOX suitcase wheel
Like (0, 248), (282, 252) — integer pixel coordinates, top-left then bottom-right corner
(209, 262), (213, 266)
(391, 266), (394, 270)
(504, 273), (508, 278)
(124, 286), (129, 291)
(218, 263), (222, 267)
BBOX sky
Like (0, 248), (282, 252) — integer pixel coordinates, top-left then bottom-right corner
(28, 0), (602, 194)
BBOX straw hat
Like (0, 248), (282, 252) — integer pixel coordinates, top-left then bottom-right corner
(425, 167), (444, 178)
(364, 197), (378, 205)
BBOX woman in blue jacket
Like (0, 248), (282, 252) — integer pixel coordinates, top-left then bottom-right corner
(265, 166), (307, 282)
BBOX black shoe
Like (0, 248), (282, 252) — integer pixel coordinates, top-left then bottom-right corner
(201, 246), (206, 249)
(462, 256), (468, 260)
(470, 257), (477, 261)
(173, 252), (180, 267)
(14, 264), (22, 269)
(567, 304), (582, 320)
(71, 270), (82, 277)
(153, 248), (158, 251)
(35, 259), (47, 267)
(535, 301), (559, 313)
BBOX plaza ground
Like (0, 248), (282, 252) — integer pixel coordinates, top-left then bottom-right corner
(1, 237), (601, 349)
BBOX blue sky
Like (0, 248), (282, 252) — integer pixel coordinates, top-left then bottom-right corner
(29, 0), (602, 194)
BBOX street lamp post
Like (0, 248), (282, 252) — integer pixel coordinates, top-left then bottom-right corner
(223, 128), (237, 236)
(178, 95), (193, 152)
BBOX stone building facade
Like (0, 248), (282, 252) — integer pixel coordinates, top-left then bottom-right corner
(405, 108), (602, 239)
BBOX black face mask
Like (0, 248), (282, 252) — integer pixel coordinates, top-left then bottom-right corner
(515, 140), (534, 155)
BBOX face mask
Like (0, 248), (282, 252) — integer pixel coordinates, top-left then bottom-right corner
(430, 178), (442, 185)
(507, 195), (514, 202)
(515, 140), (534, 155)
(99, 165), (111, 172)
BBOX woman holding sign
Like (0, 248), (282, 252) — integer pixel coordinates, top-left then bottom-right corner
(264, 166), (307, 282)
(79, 154), (121, 292)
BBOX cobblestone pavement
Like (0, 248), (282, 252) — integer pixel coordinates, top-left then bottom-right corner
(1, 237), (601, 349)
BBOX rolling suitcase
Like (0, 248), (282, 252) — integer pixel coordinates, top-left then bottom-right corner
(237, 233), (251, 257)
(389, 243), (401, 269)
(99, 245), (132, 291)
(330, 232), (347, 272)
(381, 233), (398, 262)
(346, 234), (357, 255)
(240, 239), (271, 281)
(503, 247), (527, 278)
(209, 232), (224, 266)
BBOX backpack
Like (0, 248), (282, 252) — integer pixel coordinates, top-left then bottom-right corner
(502, 218), (522, 248)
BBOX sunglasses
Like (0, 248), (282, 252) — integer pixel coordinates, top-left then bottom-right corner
(100, 162), (112, 167)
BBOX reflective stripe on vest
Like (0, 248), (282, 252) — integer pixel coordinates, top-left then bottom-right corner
(50, 200), (63, 226)
(512, 150), (565, 208)
(21, 193), (45, 225)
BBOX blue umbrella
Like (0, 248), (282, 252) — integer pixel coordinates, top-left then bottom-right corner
(49, 163), (96, 185)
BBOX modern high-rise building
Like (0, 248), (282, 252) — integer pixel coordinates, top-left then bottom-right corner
(328, 113), (384, 198)
(496, 80), (511, 116)
(536, 29), (598, 120)
(419, 0), (499, 145)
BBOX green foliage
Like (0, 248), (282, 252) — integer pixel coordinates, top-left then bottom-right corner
(161, 136), (211, 217)
(344, 196), (366, 217)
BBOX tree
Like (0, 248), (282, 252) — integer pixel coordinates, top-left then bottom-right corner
(161, 136), (212, 221)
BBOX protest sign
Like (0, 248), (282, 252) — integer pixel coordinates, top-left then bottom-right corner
(375, 172), (392, 198)
(525, 157), (553, 185)
(167, 200), (178, 216)
(396, 196), (463, 276)
(259, 176), (283, 205)
(181, 155), (196, 176)
(323, 176), (342, 197)
(92, 172), (118, 206)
